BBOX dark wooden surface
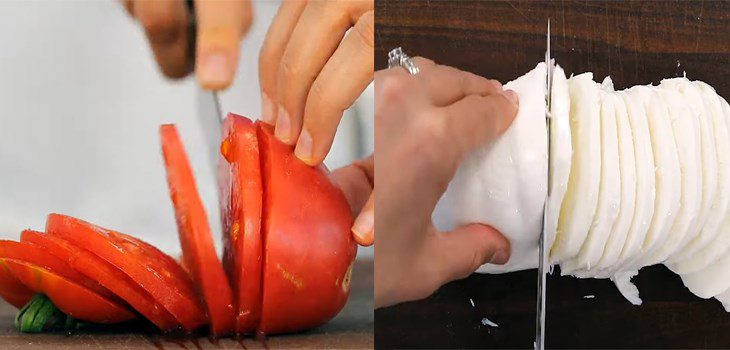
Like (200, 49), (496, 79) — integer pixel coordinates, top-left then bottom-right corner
(375, 1), (730, 349)
(0, 259), (373, 349)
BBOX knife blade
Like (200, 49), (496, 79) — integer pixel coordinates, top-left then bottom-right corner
(195, 88), (224, 174)
(535, 18), (552, 350)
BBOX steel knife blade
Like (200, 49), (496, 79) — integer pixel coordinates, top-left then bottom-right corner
(195, 88), (224, 174)
(536, 17), (553, 350)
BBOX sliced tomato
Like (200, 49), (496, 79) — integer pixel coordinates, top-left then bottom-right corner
(219, 114), (263, 334)
(255, 122), (357, 334)
(45, 213), (207, 332)
(160, 124), (235, 336)
(0, 260), (33, 309)
(0, 238), (119, 303)
(1, 258), (135, 324)
(21, 230), (179, 331)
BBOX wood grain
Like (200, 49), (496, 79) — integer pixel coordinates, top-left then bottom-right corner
(0, 260), (373, 349)
(375, 1), (730, 348)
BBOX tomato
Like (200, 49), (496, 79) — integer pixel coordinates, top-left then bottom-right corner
(0, 238), (118, 302)
(219, 114), (263, 335)
(0, 260), (33, 309)
(160, 124), (235, 336)
(1, 259), (135, 324)
(20, 230), (180, 331)
(45, 213), (208, 332)
(255, 122), (357, 334)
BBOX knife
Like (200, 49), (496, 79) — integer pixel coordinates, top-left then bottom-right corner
(195, 88), (224, 174)
(536, 18), (552, 350)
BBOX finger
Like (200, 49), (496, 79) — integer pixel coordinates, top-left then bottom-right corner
(352, 194), (374, 246)
(329, 155), (374, 215)
(258, 0), (309, 124)
(134, 0), (192, 79)
(420, 65), (503, 106)
(441, 91), (519, 160)
(121, 0), (134, 16)
(294, 10), (374, 165)
(274, 0), (372, 145)
(427, 224), (510, 284)
(195, 0), (253, 90)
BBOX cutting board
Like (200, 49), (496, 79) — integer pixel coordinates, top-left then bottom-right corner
(374, 1), (730, 348)
(0, 260), (373, 349)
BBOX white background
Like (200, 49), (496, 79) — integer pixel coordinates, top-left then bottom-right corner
(0, 1), (374, 257)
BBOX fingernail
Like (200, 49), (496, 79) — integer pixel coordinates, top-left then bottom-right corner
(199, 51), (231, 88)
(352, 209), (374, 243)
(490, 79), (503, 91)
(294, 128), (314, 164)
(274, 106), (292, 143)
(261, 93), (276, 124)
(489, 249), (509, 265)
(503, 89), (519, 105)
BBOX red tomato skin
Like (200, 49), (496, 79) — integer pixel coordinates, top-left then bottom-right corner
(219, 114), (263, 335)
(161, 124), (235, 336)
(0, 238), (118, 302)
(0, 261), (33, 309)
(21, 230), (180, 331)
(46, 213), (207, 332)
(2, 259), (135, 324)
(256, 122), (357, 334)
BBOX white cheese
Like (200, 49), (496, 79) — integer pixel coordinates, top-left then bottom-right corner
(661, 78), (718, 258)
(669, 83), (730, 274)
(545, 64), (573, 259)
(561, 86), (621, 274)
(594, 91), (638, 271)
(550, 73), (602, 263)
(646, 86), (702, 264)
(433, 62), (548, 273)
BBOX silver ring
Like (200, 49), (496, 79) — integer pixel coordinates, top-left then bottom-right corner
(387, 47), (419, 75)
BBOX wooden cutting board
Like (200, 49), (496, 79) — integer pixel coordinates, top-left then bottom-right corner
(375, 1), (730, 348)
(0, 260), (373, 349)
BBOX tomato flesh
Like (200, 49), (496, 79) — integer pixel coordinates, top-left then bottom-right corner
(21, 230), (179, 331)
(45, 213), (207, 332)
(161, 124), (235, 336)
(2, 259), (135, 324)
(0, 261), (33, 309)
(255, 122), (357, 334)
(219, 114), (264, 335)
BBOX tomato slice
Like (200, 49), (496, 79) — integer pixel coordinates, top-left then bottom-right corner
(0, 238), (118, 303)
(1, 259), (135, 324)
(160, 124), (235, 336)
(45, 213), (207, 332)
(21, 230), (180, 331)
(0, 260), (33, 309)
(219, 114), (263, 334)
(255, 122), (357, 334)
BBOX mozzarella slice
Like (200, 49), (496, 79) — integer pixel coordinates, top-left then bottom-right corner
(606, 91), (656, 269)
(561, 86), (621, 274)
(550, 73), (601, 263)
(659, 78), (717, 259)
(646, 86), (702, 264)
(669, 83), (730, 274)
(545, 64), (572, 257)
(680, 237), (730, 298)
(668, 82), (730, 267)
(617, 86), (681, 270)
(594, 91), (637, 271)
(433, 62), (548, 274)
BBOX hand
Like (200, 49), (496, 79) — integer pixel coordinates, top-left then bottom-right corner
(374, 59), (519, 308)
(330, 155), (374, 246)
(122, 0), (253, 89)
(258, 0), (374, 166)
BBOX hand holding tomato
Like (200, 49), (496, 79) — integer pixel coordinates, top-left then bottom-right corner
(374, 59), (519, 308)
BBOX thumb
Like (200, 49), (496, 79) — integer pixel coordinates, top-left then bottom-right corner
(428, 223), (510, 285)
